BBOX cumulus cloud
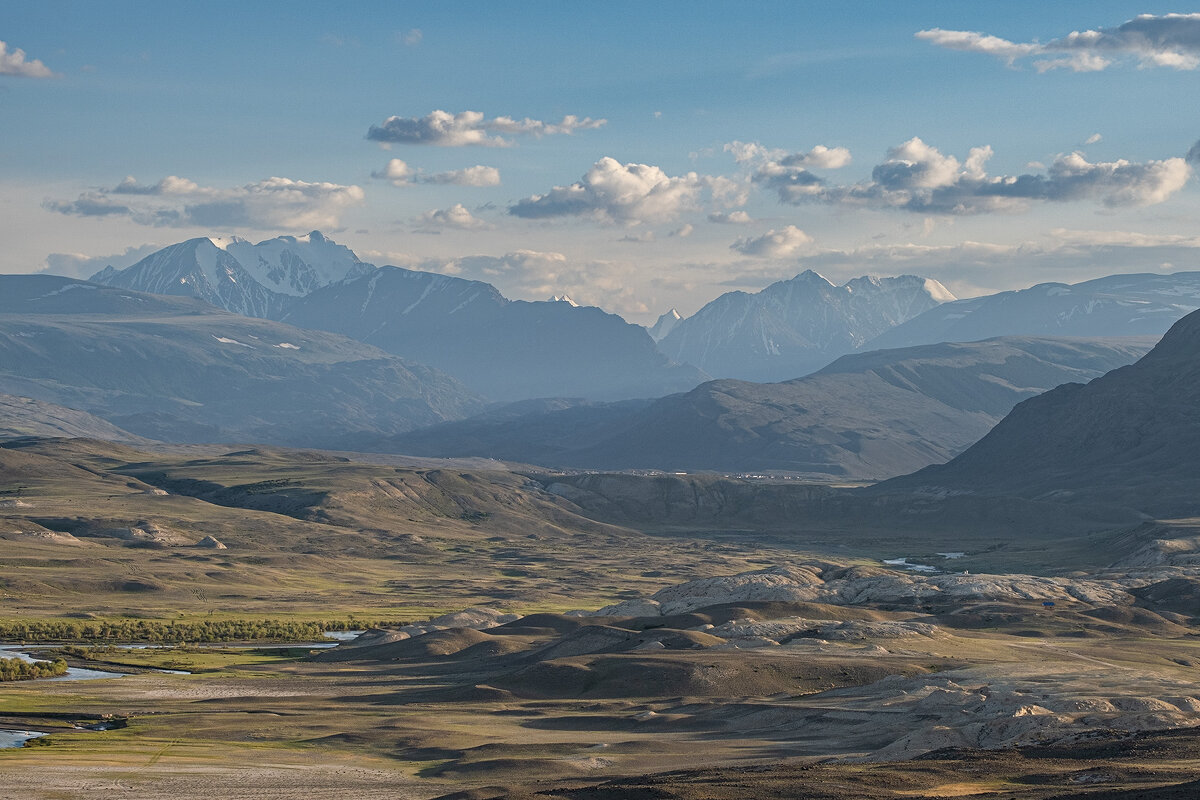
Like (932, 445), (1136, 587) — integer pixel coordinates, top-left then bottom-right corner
(779, 137), (1191, 214)
(510, 156), (735, 225)
(918, 13), (1200, 72)
(708, 210), (754, 224)
(372, 159), (500, 187)
(367, 109), (606, 146)
(415, 203), (491, 230)
(0, 40), (57, 78)
(45, 175), (364, 230)
(730, 225), (813, 258)
(726, 140), (853, 203)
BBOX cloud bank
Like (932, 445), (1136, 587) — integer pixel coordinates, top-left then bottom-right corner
(773, 137), (1190, 214)
(918, 13), (1200, 72)
(367, 110), (606, 146)
(45, 175), (364, 230)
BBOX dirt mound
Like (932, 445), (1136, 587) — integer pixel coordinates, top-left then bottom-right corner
(316, 627), (498, 661)
(1132, 577), (1200, 615)
(492, 652), (911, 699)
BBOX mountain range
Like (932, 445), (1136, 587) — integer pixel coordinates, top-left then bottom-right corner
(657, 271), (956, 382)
(867, 270), (1200, 351)
(93, 233), (709, 402)
(279, 266), (709, 401)
(385, 335), (1153, 480)
(0, 275), (482, 447)
(885, 306), (1200, 517)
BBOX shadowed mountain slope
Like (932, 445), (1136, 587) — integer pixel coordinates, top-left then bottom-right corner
(0, 275), (483, 447)
(280, 265), (709, 401)
(884, 307), (1200, 516)
(387, 336), (1153, 480)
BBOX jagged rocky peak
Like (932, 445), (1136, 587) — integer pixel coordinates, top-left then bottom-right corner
(549, 294), (580, 307)
(647, 308), (683, 341)
(657, 269), (956, 382)
(89, 231), (375, 319)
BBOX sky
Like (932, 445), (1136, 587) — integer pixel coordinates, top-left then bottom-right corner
(3, 1), (1200, 323)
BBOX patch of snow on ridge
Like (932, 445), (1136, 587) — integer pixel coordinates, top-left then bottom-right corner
(213, 336), (253, 347)
(923, 278), (957, 303)
(274, 342), (300, 350)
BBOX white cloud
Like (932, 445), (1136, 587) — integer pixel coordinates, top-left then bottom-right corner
(372, 158), (416, 186)
(399, 28), (423, 46)
(730, 225), (813, 258)
(0, 40), (57, 78)
(367, 109), (606, 146)
(1085, 133), (1103, 145)
(429, 250), (650, 314)
(372, 160), (500, 187)
(41, 244), (162, 279)
(708, 210), (754, 224)
(670, 224), (694, 238)
(416, 203), (491, 230)
(918, 14), (1200, 72)
(45, 175), (365, 230)
(426, 165), (501, 186)
(726, 140), (853, 203)
(509, 156), (729, 224)
(776, 137), (1191, 214)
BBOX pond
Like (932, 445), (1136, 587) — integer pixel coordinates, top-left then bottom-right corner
(0, 730), (48, 749)
(0, 646), (126, 681)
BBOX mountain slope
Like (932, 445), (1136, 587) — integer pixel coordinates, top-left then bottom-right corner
(280, 265), (709, 401)
(868, 271), (1200, 351)
(387, 336), (1153, 479)
(0, 393), (149, 444)
(0, 275), (483, 447)
(884, 308), (1200, 516)
(658, 271), (954, 381)
(90, 231), (371, 318)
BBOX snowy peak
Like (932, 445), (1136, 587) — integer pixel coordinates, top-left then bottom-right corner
(647, 308), (683, 341)
(658, 272), (953, 381)
(90, 231), (375, 318)
(224, 231), (371, 297)
(549, 294), (580, 307)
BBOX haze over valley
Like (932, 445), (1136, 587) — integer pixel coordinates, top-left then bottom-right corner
(4, 4), (1200, 799)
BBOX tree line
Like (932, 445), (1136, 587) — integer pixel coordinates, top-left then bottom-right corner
(0, 655), (69, 681)
(0, 617), (388, 644)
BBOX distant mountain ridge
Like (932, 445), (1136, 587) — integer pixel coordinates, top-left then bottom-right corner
(386, 335), (1153, 479)
(91, 231), (371, 318)
(868, 271), (1200, 351)
(90, 232), (708, 402)
(280, 266), (709, 401)
(0, 275), (483, 447)
(883, 307), (1200, 516)
(659, 271), (955, 381)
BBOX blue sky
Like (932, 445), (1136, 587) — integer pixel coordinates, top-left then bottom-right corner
(4, 2), (1200, 321)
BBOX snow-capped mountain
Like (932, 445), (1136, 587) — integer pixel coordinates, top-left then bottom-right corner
(280, 266), (709, 401)
(647, 308), (682, 342)
(549, 294), (580, 307)
(657, 271), (955, 381)
(866, 271), (1200, 351)
(90, 231), (371, 318)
